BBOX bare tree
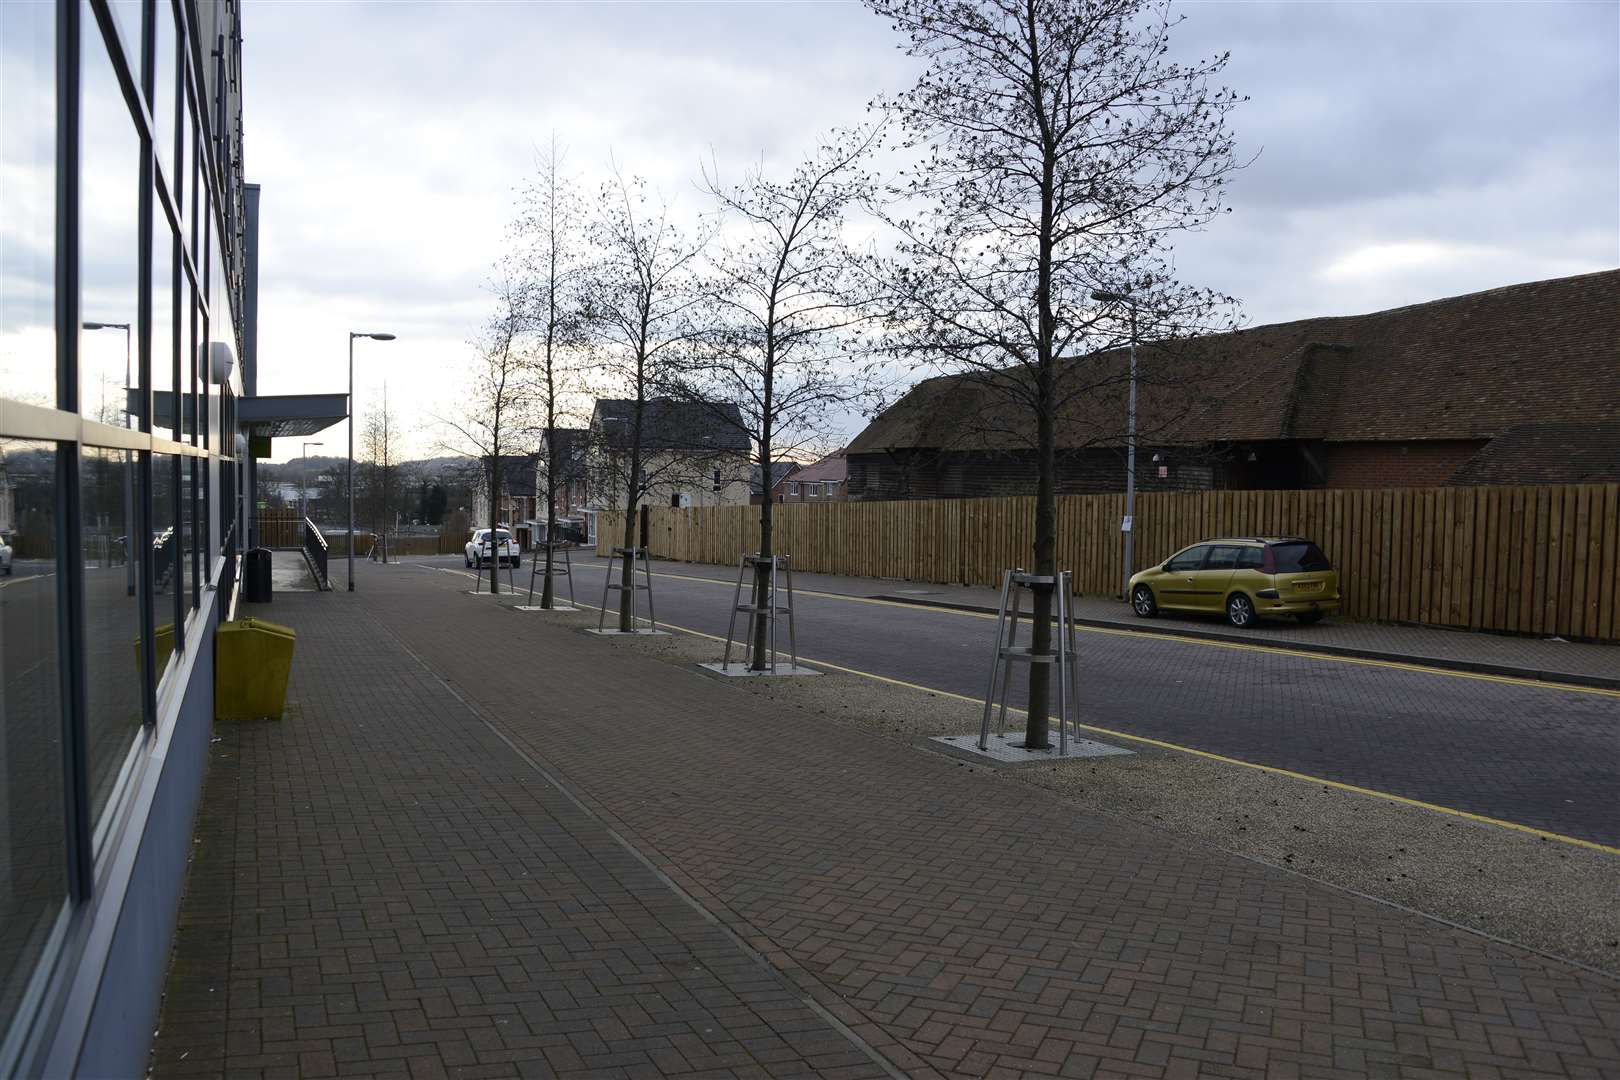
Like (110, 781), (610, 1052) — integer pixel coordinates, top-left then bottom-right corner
(359, 383), (400, 562)
(866, 0), (1244, 747)
(437, 276), (534, 594)
(512, 136), (587, 608)
(688, 131), (883, 668)
(583, 168), (709, 631)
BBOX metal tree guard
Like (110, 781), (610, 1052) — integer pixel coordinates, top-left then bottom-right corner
(597, 546), (657, 632)
(473, 549), (516, 595)
(979, 569), (1081, 754)
(719, 554), (799, 673)
(525, 540), (576, 607)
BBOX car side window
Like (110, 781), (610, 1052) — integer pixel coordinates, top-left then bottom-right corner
(1235, 546), (1264, 570)
(1165, 546), (1207, 572)
(1205, 545), (1243, 570)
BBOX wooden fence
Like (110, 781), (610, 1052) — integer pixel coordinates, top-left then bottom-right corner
(253, 510), (464, 557)
(597, 484), (1620, 641)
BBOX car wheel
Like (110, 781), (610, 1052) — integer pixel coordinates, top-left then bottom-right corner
(1226, 592), (1256, 628)
(1296, 610), (1324, 626)
(1130, 584), (1157, 618)
(464, 555), (471, 567)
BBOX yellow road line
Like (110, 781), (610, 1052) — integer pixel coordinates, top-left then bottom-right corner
(567, 561), (1618, 699)
(420, 562), (1620, 858)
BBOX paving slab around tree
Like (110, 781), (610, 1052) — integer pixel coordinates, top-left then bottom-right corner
(156, 564), (1620, 1078)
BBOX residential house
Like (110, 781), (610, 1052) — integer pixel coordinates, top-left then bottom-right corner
(750, 460), (802, 504)
(472, 453), (539, 544)
(784, 450), (849, 502)
(583, 398), (752, 542)
(846, 270), (1620, 499)
(533, 427), (590, 539)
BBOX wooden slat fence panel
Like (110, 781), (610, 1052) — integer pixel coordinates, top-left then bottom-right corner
(595, 482), (1619, 640)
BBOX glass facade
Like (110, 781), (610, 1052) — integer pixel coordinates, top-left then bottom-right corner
(0, 1), (250, 1070)
(0, 440), (65, 1044)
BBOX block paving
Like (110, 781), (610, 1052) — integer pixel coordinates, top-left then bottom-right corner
(155, 567), (1620, 1078)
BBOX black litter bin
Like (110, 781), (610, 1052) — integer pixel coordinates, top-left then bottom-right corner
(244, 547), (273, 603)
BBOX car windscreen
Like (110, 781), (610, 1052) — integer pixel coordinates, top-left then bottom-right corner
(1270, 541), (1331, 572)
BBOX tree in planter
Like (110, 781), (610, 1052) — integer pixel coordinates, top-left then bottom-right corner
(688, 131), (883, 669)
(437, 276), (534, 594)
(583, 168), (709, 631)
(866, 0), (1244, 747)
(512, 137), (587, 609)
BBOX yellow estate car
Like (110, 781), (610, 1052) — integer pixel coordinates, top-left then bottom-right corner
(1128, 536), (1340, 628)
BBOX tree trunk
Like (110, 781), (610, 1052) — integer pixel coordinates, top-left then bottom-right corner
(618, 400), (644, 632)
(752, 447), (773, 671)
(1025, 401), (1056, 749)
(487, 454), (501, 595)
(542, 425), (557, 608)
(1025, 12), (1056, 750)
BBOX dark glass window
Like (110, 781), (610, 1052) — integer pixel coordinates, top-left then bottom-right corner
(153, 452), (182, 673)
(0, 439), (66, 1028)
(1165, 546), (1208, 573)
(80, 11), (142, 426)
(0, 2), (57, 408)
(80, 447), (145, 825)
(105, 0), (140, 55)
(1236, 546), (1264, 570)
(1205, 545), (1243, 570)
(182, 457), (198, 610)
(1270, 541), (1333, 573)
(152, 0), (177, 187)
(150, 204), (176, 440)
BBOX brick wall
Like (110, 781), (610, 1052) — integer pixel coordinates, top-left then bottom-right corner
(1323, 440), (1486, 488)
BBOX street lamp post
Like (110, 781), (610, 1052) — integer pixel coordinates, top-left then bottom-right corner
(348, 331), (396, 591)
(1090, 291), (1138, 600)
(84, 320), (135, 596)
(300, 441), (324, 519)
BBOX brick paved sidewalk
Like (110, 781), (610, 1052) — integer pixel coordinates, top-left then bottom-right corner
(158, 566), (1620, 1078)
(569, 553), (1620, 686)
(153, 593), (887, 1079)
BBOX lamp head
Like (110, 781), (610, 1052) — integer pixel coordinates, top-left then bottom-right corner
(353, 331), (396, 341)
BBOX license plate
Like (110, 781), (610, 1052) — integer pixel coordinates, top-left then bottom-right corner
(1295, 581), (1323, 594)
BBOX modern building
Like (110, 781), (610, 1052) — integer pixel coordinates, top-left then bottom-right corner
(846, 270), (1620, 500)
(0, 4), (344, 1074)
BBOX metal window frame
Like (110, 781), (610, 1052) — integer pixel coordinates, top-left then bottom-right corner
(0, 0), (250, 1072)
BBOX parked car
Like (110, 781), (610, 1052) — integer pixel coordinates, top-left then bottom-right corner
(465, 527), (520, 569)
(0, 532), (11, 575)
(1128, 536), (1339, 628)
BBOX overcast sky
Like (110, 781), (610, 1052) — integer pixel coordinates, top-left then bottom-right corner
(242, 0), (1619, 463)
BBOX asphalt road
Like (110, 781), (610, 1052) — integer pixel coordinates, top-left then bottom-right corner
(405, 552), (1620, 847)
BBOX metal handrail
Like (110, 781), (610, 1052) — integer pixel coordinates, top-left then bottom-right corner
(302, 517), (330, 591)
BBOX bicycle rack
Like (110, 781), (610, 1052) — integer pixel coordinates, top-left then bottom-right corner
(979, 569), (1080, 754)
(525, 540), (576, 607)
(597, 546), (657, 631)
(719, 554), (798, 673)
